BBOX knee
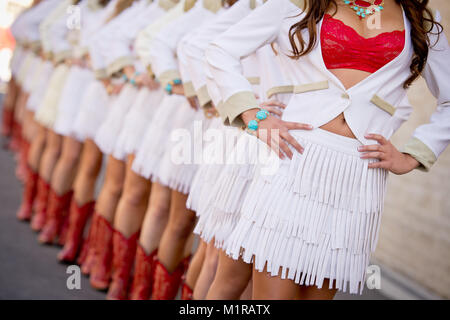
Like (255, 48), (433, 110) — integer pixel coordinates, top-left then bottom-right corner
(215, 272), (249, 294)
(104, 178), (124, 199)
(204, 251), (219, 273)
(45, 142), (61, 159)
(167, 213), (197, 240)
(79, 158), (101, 180)
(148, 202), (170, 224)
(61, 148), (81, 167)
(34, 131), (46, 146)
(122, 185), (149, 208)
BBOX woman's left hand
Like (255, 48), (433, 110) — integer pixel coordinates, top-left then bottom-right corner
(358, 133), (420, 175)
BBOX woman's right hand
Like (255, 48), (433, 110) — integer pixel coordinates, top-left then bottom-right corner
(241, 107), (313, 159)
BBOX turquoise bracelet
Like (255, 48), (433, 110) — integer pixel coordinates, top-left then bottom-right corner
(246, 108), (269, 134)
(130, 71), (141, 87)
(165, 78), (182, 95)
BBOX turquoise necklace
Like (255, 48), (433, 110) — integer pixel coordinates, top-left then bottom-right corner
(342, 0), (384, 19)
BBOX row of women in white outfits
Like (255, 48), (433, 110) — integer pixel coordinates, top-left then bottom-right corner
(9, 0), (450, 295)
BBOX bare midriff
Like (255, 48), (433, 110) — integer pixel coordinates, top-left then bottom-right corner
(318, 68), (372, 139)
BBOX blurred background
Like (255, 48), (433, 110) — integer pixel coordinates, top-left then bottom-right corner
(0, 0), (449, 300)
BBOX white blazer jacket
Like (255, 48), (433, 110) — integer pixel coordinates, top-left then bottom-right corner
(205, 0), (450, 171)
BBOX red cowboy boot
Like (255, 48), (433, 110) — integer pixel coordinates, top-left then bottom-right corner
(16, 139), (30, 183)
(58, 200), (95, 262)
(38, 189), (73, 244)
(31, 177), (50, 231)
(79, 213), (100, 274)
(8, 122), (21, 153)
(1, 108), (13, 137)
(106, 230), (139, 300)
(89, 215), (114, 291)
(151, 256), (191, 300)
(57, 192), (75, 247)
(129, 246), (157, 300)
(181, 279), (194, 300)
(57, 212), (70, 246)
(16, 166), (38, 221)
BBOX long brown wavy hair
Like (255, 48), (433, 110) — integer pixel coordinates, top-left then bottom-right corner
(106, 0), (138, 21)
(99, 0), (111, 7)
(225, 0), (239, 6)
(288, 0), (443, 88)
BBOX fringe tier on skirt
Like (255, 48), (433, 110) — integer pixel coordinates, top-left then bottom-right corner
(193, 130), (264, 248)
(94, 84), (138, 158)
(53, 66), (95, 137)
(113, 87), (164, 160)
(27, 61), (54, 112)
(22, 54), (40, 95)
(71, 80), (113, 142)
(16, 51), (34, 87)
(156, 109), (215, 194)
(132, 94), (188, 180)
(223, 128), (388, 294)
(35, 64), (71, 129)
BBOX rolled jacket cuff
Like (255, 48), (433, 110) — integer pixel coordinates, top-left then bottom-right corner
(158, 69), (181, 89)
(197, 85), (212, 108)
(183, 81), (196, 98)
(94, 68), (108, 80)
(29, 41), (41, 54)
(221, 91), (259, 128)
(147, 65), (154, 78)
(53, 50), (72, 64)
(106, 56), (134, 77)
(401, 137), (437, 172)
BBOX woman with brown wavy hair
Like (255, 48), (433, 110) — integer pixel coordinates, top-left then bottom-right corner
(205, 0), (449, 299)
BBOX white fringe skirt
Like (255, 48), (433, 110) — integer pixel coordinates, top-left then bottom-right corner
(192, 128), (261, 248)
(112, 87), (164, 160)
(16, 50), (34, 87)
(53, 66), (95, 137)
(156, 109), (213, 194)
(187, 117), (240, 213)
(35, 64), (71, 129)
(71, 80), (113, 142)
(10, 47), (25, 79)
(132, 94), (187, 179)
(223, 128), (388, 295)
(94, 84), (138, 158)
(22, 54), (40, 95)
(26, 61), (54, 112)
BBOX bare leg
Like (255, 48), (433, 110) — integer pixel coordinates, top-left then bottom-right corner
(38, 130), (62, 183)
(51, 136), (83, 195)
(95, 155), (126, 222)
(138, 182), (171, 254)
(72, 139), (103, 205)
(252, 265), (337, 300)
(113, 155), (151, 237)
(157, 190), (197, 272)
(27, 124), (47, 172)
(193, 240), (219, 300)
(206, 250), (252, 300)
(22, 110), (37, 143)
(185, 239), (207, 291)
(239, 279), (252, 300)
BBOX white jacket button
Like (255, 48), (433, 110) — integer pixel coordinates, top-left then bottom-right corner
(341, 93), (350, 99)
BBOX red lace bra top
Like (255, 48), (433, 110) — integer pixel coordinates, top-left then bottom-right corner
(321, 14), (406, 73)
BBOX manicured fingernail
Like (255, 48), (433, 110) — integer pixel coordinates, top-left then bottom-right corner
(357, 146), (363, 151)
